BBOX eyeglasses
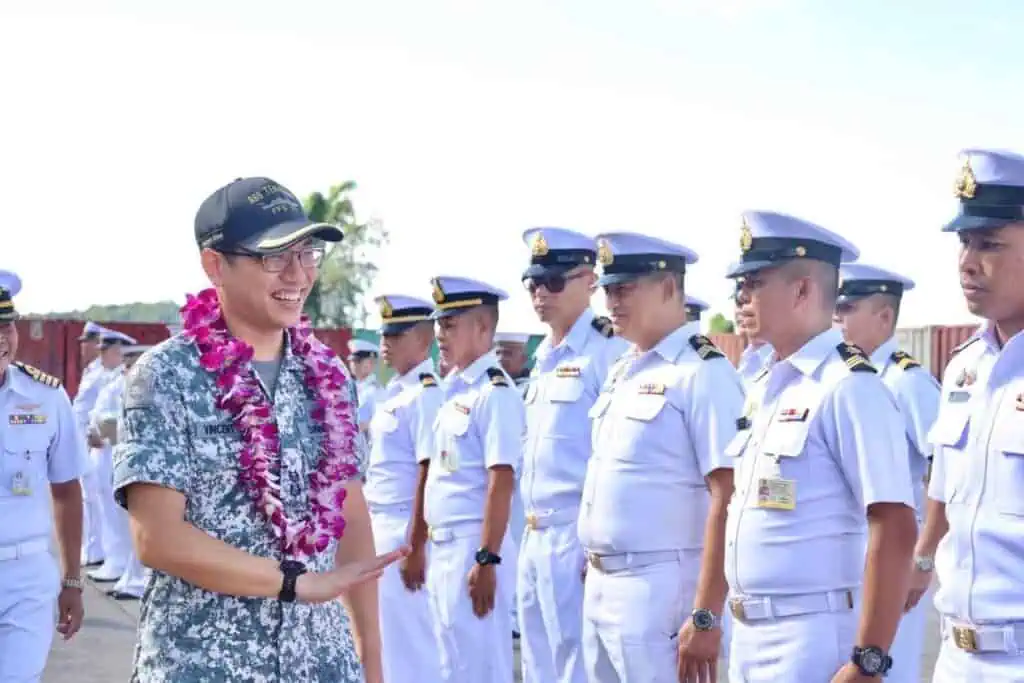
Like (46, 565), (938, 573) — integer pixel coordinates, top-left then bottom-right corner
(523, 271), (587, 294)
(219, 247), (325, 273)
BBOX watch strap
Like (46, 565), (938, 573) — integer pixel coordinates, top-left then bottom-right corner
(278, 561), (308, 602)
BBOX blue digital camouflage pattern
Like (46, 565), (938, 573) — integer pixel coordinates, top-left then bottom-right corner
(113, 332), (368, 682)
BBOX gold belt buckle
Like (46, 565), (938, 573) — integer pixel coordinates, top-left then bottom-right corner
(526, 513), (538, 530)
(952, 625), (978, 653)
(587, 553), (604, 571)
(728, 598), (747, 622)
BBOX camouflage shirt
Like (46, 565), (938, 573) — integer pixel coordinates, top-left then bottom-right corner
(113, 333), (368, 683)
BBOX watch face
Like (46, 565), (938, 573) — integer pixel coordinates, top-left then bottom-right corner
(860, 650), (882, 673)
(692, 609), (714, 630)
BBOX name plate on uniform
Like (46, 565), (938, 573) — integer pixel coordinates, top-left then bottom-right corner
(948, 391), (970, 404)
(555, 366), (581, 378)
(776, 408), (808, 423)
(756, 477), (795, 510)
(637, 383), (666, 395)
(8, 413), (46, 425)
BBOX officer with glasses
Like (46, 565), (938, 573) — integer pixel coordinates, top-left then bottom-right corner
(516, 227), (627, 683)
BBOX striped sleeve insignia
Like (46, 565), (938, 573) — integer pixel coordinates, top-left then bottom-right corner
(14, 362), (62, 388)
(836, 343), (876, 373)
(419, 372), (438, 388)
(688, 334), (725, 361)
(890, 350), (921, 371)
(486, 367), (510, 387)
(591, 316), (615, 338)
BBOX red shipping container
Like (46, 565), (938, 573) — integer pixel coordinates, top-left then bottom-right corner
(63, 321), (175, 398)
(930, 324), (981, 381)
(13, 319), (68, 382)
(709, 333), (746, 368)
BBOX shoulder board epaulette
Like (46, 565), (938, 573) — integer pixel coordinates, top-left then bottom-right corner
(14, 361), (62, 388)
(591, 316), (615, 338)
(890, 350), (921, 371)
(836, 343), (876, 373)
(418, 372), (438, 388)
(950, 336), (980, 358)
(688, 334), (725, 361)
(486, 367), (510, 387)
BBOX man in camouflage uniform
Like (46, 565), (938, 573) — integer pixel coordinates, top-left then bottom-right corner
(113, 178), (404, 682)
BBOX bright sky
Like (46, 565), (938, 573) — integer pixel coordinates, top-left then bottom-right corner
(4, 0), (1019, 334)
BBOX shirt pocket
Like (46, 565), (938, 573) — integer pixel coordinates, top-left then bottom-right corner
(994, 419), (1024, 516)
(610, 394), (669, 459)
(1, 429), (50, 497)
(759, 421), (812, 479)
(547, 376), (585, 404)
(436, 407), (471, 472)
(928, 407), (970, 504)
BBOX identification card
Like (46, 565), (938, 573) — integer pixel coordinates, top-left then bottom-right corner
(756, 477), (795, 510)
(11, 470), (31, 496)
(439, 449), (460, 473)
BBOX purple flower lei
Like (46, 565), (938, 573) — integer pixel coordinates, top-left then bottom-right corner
(181, 288), (360, 558)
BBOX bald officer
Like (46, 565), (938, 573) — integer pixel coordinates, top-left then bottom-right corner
(366, 294), (444, 683)
(724, 212), (917, 682)
(913, 149), (1024, 682)
(422, 275), (526, 682)
(579, 233), (742, 683)
(0, 271), (87, 682)
(517, 227), (628, 683)
(834, 263), (940, 683)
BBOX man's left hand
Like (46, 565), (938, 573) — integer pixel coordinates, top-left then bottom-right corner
(676, 621), (719, 683)
(466, 564), (496, 618)
(830, 663), (875, 683)
(56, 587), (84, 640)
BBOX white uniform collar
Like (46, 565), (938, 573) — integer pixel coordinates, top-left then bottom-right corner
(535, 308), (596, 361)
(390, 357), (437, 388)
(9, 364), (42, 399)
(454, 350), (500, 384)
(640, 320), (701, 363)
(869, 336), (899, 370)
(783, 328), (844, 377)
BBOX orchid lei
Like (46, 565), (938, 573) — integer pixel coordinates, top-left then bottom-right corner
(181, 288), (360, 559)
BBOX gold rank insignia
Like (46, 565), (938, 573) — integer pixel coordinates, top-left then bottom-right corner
(740, 217), (753, 253)
(688, 334), (725, 360)
(486, 367), (509, 387)
(597, 238), (614, 266)
(955, 158), (977, 199)
(890, 350), (920, 371)
(379, 297), (393, 319)
(419, 372), (438, 388)
(431, 278), (445, 304)
(835, 343), (876, 373)
(14, 362), (61, 388)
(531, 232), (549, 257)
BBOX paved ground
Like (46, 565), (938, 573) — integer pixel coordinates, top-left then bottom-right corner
(45, 580), (942, 682)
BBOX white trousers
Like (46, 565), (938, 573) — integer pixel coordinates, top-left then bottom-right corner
(427, 528), (514, 683)
(91, 447), (130, 578)
(508, 490), (525, 630)
(728, 608), (857, 682)
(932, 617), (1024, 682)
(0, 550), (59, 683)
(582, 550), (701, 683)
(80, 446), (104, 565)
(884, 584), (930, 683)
(110, 550), (149, 597)
(517, 520), (587, 683)
(370, 508), (442, 683)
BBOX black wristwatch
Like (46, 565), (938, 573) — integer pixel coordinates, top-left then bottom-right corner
(474, 548), (502, 566)
(691, 608), (720, 631)
(851, 646), (892, 677)
(278, 560), (308, 602)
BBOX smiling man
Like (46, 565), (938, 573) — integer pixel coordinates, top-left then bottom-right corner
(112, 177), (405, 682)
(918, 149), (1024, 682)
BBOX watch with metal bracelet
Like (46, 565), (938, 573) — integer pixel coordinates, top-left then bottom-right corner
(914, 555), (934, 572)
(61, 577), (83, 591)
(691, 608), (720, 631)
(851, 645), (892, 677)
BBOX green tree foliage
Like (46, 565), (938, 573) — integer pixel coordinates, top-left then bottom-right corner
(303, 181), (388, 327)
(708, 312), (735, 334)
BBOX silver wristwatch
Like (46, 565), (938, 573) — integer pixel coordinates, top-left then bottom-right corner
(62, 577), (84, 591)
(914, 556), (934, 572)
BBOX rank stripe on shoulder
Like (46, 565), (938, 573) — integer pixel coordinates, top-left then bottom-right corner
(950, 336), (979, 357)
(688, 334), (724, 360)
(418, 372), (438, 388)
(835, 343), (876, 373)
(890, 350), (921, 371)
(486, 367), (510, 387)
(14, 361), (62, 388)
(591, 315), (615, 338)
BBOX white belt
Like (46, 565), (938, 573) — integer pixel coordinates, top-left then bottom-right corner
(428, 521), (482, 544)
(525, 507), (578, 530)
(0, 538), (49, 561)
(728, 589), (856, 623)
(367, 501), (412, 516)
(586, 549), (680, 573)
(942, 617), (1024, 654)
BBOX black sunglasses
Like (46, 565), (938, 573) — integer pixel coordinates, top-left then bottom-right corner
(523, 271), (587, 294)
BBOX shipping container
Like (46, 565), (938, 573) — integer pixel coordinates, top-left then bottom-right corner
(893, 327), (933, 377)
(931, 324), (981, 381)
(13, 319), (68, 381)
(709, 333), (745, 367)
(62, 321), (176, 398)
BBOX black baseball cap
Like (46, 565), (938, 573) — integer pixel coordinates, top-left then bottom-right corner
(194, 177), (344, 254)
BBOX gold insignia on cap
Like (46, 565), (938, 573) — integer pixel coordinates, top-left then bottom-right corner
(795, 245), (807, 257)
(531, 232), (549, 257)
(431, 278), (445, 304)
(597, 239), (614, 266)
(955, 158), (977, 199)
(379, 297), (394, 319)
(740, 217), (753, 253)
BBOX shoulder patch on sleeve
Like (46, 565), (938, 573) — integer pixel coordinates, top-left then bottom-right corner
(950, 336), (979, 358)
(688, 334), (725, 361)
(591, 316), (615, 338)
(13, 362), (61, 388)
(486, 367), (510, 387)
(890, 350), (921, 371)
(419, 372), (438, 388)
(836, 343), (877, 373)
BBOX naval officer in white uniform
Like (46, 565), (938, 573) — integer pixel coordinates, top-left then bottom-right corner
(579, 232), (743, 683)
(833, 263), (940, 683)
(724, 211), (918, 682)
(911, 149), (1024, 682)
(421, 275), (526, 682)
(349, 338), (381, 432)
(0, 271), (88, 682)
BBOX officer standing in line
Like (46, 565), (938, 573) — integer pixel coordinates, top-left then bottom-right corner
(0, 271), (87, 682)
(908, 149), (1024, 682)
(733, 298), (774, 389)
(365, 293), (444, 683)
(516, 227), (628, 683)
(833, 263), (940, 683)
(578, 233), (743, 683)
(724, 211), (918, 682)
(422, 275), (526, 683)
(684, 294), (710, 324)
(76, 321), (103, 382)
(349, 339), (381, 432)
